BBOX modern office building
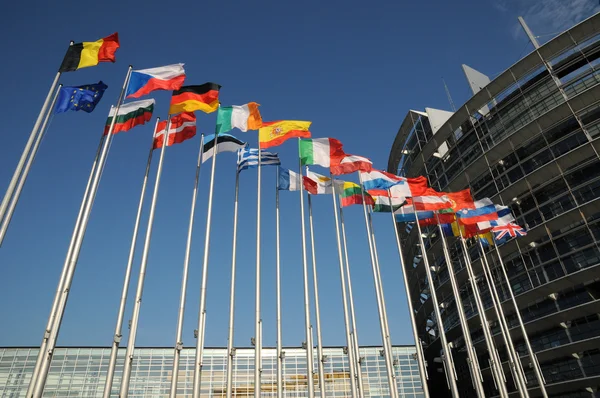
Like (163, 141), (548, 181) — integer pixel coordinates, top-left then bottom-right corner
(388, 13), (600, 398)
(0, 345), (422, 397)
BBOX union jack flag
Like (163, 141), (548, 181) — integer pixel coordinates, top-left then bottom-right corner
(492, 223), (527, 241)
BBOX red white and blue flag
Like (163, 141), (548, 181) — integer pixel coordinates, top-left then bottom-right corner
(492, 223), (527, 240)
(126, 64), (186, 99)
(456, 198), (497, 224)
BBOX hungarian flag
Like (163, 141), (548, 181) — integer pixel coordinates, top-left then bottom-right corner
(369, 191), (406, 212)
(126, 64), (186, 99)
(169, 83), (221, 114)
(299, 138), (345, 167)
(330, 154), (372, 175)
(59, 33), (120, 72)
(259, 120), (312, 148)
(216, 102), (262, 133)
(153, 112), (196, 149)
(104, 99), (154, 135)
(303, 171), (332, 194)
(335, 181), (374, 207)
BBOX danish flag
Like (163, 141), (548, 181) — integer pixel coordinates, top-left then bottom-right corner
(492, 223), (527, 240)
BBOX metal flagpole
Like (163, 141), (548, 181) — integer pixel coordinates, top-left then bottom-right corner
(0, 55), (66, 233)
(297, 142), (316, 398)
(493, 243), (548, 397)
(31, 66), (133, 398)
(411, 208), (460, 398)
(26, 133), (106, 398)
(390, 195), (429, 398)
(169, 134), (205, 398)
(457, 230), (509, 398)
(356, 176), (397, 396)
(254, 147), (263, 398)
(338, 204), (365, 397)
(478, 239), (529, 398)
(0, 84), (62, 245)
(366, 207), (399, 398)
(102, 118), (160, 398)
(193, 128), (221, 398)
(225, 168), (240, 398)
(329, 181), (358, 398)
(434, 213), (484, 398)
(306, 187), (327, 395)
(275, 165), (284, 398)
(119, 114), (171, 398)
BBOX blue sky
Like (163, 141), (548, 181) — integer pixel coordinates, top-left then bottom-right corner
(0, 0), (598, 350)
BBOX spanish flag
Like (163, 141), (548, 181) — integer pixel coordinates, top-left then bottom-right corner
(169, 83), (221, 114)
(59, 33), (120, 72)
(259, 120), (312, 148)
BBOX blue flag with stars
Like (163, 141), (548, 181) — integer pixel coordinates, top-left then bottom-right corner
(54, 81), (108, 114)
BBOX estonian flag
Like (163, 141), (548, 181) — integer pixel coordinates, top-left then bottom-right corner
(202, 133), (245, 163)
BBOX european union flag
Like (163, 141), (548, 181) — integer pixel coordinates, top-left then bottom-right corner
(54, 81), (108, 114)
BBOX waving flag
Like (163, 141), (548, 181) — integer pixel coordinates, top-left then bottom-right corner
(335, 181), (374, 207)
(217, 103), (262, 133)
(303, 171), (333, 194)
(456, 198), (497, 224)
(278, 168), (302, 191)
(299, 138), (344, 167)
(368, 190), (406, 212)
(360, 170), (404, 190)
(104, 99), (154, 135)
(237, 147), (280, 172)
(330, 154), (372, 175)
(126, 64), (186, 99)
(477, 205), (515, 231)
(394, 204), (434, 223)
(153, 112), (196, 149)
(259, 120), (311, 148)
(59, 33), (120, 72)
(412, 188), (452, 211)
(54, 82), (108, 114)
(170, 83), (221, 114)
(202, 133), (245, 163)
(492, 223), (527, 240)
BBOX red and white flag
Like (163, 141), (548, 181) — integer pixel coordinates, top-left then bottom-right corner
(330, 154), (373, 175)
(154, 112), (196, 149)
(412, 187), (452, 211)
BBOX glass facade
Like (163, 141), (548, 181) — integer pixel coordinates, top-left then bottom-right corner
(388, 14), (600, 398)
(0, 346), (422, 397)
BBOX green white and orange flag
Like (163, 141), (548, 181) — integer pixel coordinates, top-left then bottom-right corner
(299, 138), (345, 167)
(216, 102), (262, 133)
(335, 181), (375, 207)
(104, 99), (154, 135)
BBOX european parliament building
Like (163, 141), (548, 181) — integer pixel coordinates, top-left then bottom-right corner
(388, 13), (600, 398)
(0, 346), (422, 397)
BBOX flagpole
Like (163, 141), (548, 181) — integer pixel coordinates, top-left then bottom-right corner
(456, 229), (509, 398)
(306, 188), (326, 395)
(0, 54), (66, 233)
(366, 206), (399, 398)
(297, 141), (316, 398)
(254, 144), (263, 398)
(390, 195), (429, 397)
(411, 207), (460, 398)
(102, 117), (160, 398)
(169, 133), (205, 398)
(119, 114), (171, 397)
(338, 204), (365, 397)
(0, 84), (62, 245)
(493, 242), (548, 397)
(357, 175), (397, 397)
(31, 66), (133, 398)
(275, 165), (284, 398)
(26, 133), (106, 398)
(434, 213), (484, 398)
(225, 167), (240, 398)
(329, 181), (358, 398)
(477, 239), (529, 398)
(193, 127), (221, 398)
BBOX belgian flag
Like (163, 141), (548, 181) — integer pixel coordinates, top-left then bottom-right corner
(169, 83), (221, 114)
(59, 33), (120, 72)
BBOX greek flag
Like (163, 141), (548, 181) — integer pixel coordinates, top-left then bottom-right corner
(237, 147), (281, 172)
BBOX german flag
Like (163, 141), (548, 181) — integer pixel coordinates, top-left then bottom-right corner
(169, 83), (221, 114)
(59, 33), (120, 72)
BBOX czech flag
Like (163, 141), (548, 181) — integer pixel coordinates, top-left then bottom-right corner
(126, 64), (186, 99)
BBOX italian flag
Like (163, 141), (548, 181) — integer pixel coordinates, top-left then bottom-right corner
(299, 138), (345, 167)
(216, 102), (262, 133)
(335, 181), (374, 207)
(303, 171), (333, 194)
(104, 99), (155, 135)
(330, 154), (373, 175)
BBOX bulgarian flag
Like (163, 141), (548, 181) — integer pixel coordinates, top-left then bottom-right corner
(104, 99), (155, 135)
(299, 138), (345, 168)
(216, 102), (262, 133)
(303, 171), (333, 194)
(330, 154), (373, 175)
(335, 181), (374, 207)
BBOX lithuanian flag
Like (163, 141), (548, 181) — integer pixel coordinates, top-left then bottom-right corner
(169, 83), (221, 114)
(59, 33), (120, 72)
(336, 181), (375, 207)
(259, 120), (311, 148)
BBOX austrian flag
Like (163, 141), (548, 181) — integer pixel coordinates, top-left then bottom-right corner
(330, 154), (372, 175)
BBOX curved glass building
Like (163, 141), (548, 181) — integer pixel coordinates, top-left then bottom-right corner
(388, 13), (600, 398)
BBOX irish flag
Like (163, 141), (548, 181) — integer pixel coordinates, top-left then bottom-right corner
(216, 102), (262, 133)
(330, 154), (372, 175)
(299, 138), (345, 168)
(153, 112), (196, 149)
(303, 171), (333, 194)
(335, 181), (374, 207)
(104, 99), (155, 135)
(126, 64), (186, 99)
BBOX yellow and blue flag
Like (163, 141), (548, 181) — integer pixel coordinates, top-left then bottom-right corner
(54, 81), (108, 114)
